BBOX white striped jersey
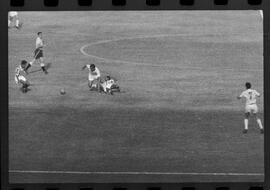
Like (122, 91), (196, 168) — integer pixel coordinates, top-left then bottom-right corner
(103, 79), (115, 89)
(15, 65), (24, 76)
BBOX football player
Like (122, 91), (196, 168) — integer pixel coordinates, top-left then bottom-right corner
(100, 75), (120, 95)
(15, 60), (30, 93)
(237, 82), (263, 134)
(8, 11), (22, 29)
(82, 63), (101, 92)
(24, 32), (48, 74)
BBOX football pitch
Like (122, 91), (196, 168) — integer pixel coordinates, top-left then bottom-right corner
(8, 11), (264, 183)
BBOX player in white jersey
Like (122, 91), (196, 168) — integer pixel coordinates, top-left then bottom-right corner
(100, 75), (120, 95)
(24, 32), (48, 74)
(82, 63), (101, 92)
(8, 11), (22, 29)
(15, 60), (30, 93)
(237, 82), (263, 134)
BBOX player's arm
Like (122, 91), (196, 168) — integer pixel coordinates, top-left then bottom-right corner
(82, 64), (91, 71)
(81, 65), (88, 70)
(237, 92), (244, 100)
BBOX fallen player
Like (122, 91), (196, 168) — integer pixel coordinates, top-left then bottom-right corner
(15, 60), (31, 93)
(87, 75), (120, 95)
(100, 75), (120, 95)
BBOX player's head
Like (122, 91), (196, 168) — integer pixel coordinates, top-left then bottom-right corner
(21, 60), (27, 68)
(37, 32), (42, 37)
(105, 75), (111, 81)
(90, 64), (95, 71)
(21, 60), (27, 65)
(245, 82), (251, 89)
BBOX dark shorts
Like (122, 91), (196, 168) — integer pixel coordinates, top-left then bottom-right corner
(34, 48), (43, 59)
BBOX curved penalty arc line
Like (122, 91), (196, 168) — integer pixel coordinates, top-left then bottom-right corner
(80, 33), (194, 68)
(80, 34), (263, 72)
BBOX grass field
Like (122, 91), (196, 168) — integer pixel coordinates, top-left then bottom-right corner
(9, 11), (264, 183)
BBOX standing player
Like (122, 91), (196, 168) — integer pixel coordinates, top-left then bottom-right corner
(24, 32), (48, 74)
(82, 63), (101, 92)
(8, 11), (22, 29)
(237, 82), (264, 134)
(15, 60), (30, 93)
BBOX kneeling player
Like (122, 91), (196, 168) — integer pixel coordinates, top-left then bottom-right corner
(15, 60), (30, 93)
(100, 76), (120, 95)
(237, 82), (263, 134)
(82, 63), (101, 92)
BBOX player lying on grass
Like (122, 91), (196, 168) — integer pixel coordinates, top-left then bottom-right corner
(8, 11), (22, 29)
(237, 82), (264, 134)
(100, 75), (120, 95)
(82, 63), (101, 92)
(24, 32), (48, 74)
(15, 60), (31, 93)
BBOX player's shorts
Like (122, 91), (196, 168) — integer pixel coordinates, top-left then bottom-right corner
(34, 48), (43, 59)
(245, 104), (258, 114)
(88, 75), (100, 82)
(15, 75), (26, 84)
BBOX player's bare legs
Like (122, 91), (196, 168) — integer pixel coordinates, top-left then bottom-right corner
(20, 80), (30, 93)
(254, 113), (264, 134)
(39, 57), (48, 74)
(97, 78), (101, 93)
(88, 79), (101, 92)
(88, 80), (94, 90)
(24, 59), (35, 74)
(243, 112), (250, 134)
(25, 58), (48, 74)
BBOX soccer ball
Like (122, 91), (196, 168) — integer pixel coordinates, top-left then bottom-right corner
(60, 88), (66, 95)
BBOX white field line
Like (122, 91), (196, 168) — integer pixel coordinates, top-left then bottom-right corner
(9, 170), (264, 176)
(80, 34), (262, 72)
(80, 34), (192, 69)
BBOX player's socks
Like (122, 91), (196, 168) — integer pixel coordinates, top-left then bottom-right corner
(257, 118), (263, 129)
(21, 86), (27, 93)
(244, 119), (248, 130)
(15, 20), (19, 28)
(243, 119), (248, 133)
